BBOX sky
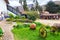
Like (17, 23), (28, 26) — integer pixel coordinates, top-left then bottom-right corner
(27, 0), (60, 5)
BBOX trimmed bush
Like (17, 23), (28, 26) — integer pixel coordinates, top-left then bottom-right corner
(9, 13), (14, 19)
(50, 26), (57, 34)
(39, 27), (47, 38)
(6, 18), (11, 21)
(13, 24), (24, 28)
(14, 15), (20, 19)
(28, 15), (36, 21)
(45, 25), (50, 29)
(0, 28), (3, 37)
(23, 23), (30, 27)
(34, 22), (42, 26)
(30, 23), (36, 30)
(26, 11), (39, 21)
(13, 19), (33, 23)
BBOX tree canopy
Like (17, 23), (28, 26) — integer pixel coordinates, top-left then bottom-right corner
(46, 1), (60, 13)
(23, 0), (28, 11)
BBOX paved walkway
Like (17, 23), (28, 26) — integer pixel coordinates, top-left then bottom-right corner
(35, 19), (60, 26)
(0, 20), (15, 40)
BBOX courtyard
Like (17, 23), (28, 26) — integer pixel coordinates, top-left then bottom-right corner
(0, 0), (60, 40)
(0, 19), (60, 40)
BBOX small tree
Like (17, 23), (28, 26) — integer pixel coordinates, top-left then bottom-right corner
(38, 6), (42, 12)
(46, 1), (59, 13)
(31, 6), (35, 11)
(35, 0), (39, 11)
(23, 0), (28, 11)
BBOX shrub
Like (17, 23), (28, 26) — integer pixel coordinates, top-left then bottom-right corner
(13, 25), (17, 28)
(45, 25), (50, 29)
(23, 23), (30, 27)
(26, 11), (39, 21)
(6, 18), (11, 21)
(28, 15), (36, 21)
(14, 15), (20, 19)
(21, 16), (26, 19)
(9, 13), (14, 19)
(8, 13), (15, 21)
(13, 24), (23, 28)
(50, 26), (57, 34)
(34, 22), (42, 26)
(0, 28), (3, 37)
(53, 23), (60, 32)
(30, 23), (36, 30)
(39, 27), (47, 38)
(13, 19), (33, 23)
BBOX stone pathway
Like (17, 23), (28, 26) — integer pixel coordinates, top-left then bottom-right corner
(0, 20), (15, 40)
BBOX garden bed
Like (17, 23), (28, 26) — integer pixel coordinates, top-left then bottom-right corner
(12, 22), (60, 40)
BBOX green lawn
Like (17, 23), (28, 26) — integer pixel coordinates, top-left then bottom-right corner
(12, 26), (60, 40)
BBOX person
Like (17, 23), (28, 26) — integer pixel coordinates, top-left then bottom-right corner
(1, 12), (5, 20)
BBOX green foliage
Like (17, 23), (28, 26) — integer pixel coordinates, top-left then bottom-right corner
(34, 22), (42, 26)
(21, 16), (26, 19)
(39, 27), (47, 38)
(26, 11), (39, 21)
(28, 15), (36, 21)
(46, 1), (60, 13)
(35, 0), (39, 11)
(23, 0), (28, 11)
(23, 23), (30, 27)
(13, 23), (30, 28)
(6, 18), (11, 21)
(14, 15), (20, 19)
(13, 24), (23, 28)
(45, 25), (50, 29)
(50, 26), (57, 34)
(13, 19), (33, 23)
(9, 13), (14, 19)
(31, 7), (35, 11)
(12, 22), (60, 40)
(38, 6), (42, 12)
(0, 28), (3, 37)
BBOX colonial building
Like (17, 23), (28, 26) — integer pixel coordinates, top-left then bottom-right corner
(0, 0), (24, 16)
(40, 11), (60, 19)
(40, 1), (60, 20)
(0, 0), (8, 14)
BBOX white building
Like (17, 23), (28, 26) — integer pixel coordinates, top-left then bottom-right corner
(9, 0), (24, 12)
(0, 0), (24, 18)
(0, 0), (7, 15)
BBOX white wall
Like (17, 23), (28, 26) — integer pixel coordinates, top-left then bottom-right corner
(0, 0), (7, 13)
(9, 0), (19, 2)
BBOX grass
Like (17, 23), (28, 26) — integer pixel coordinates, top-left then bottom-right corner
(12, 22), (60, 40)
(12, 27), (40, 40)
